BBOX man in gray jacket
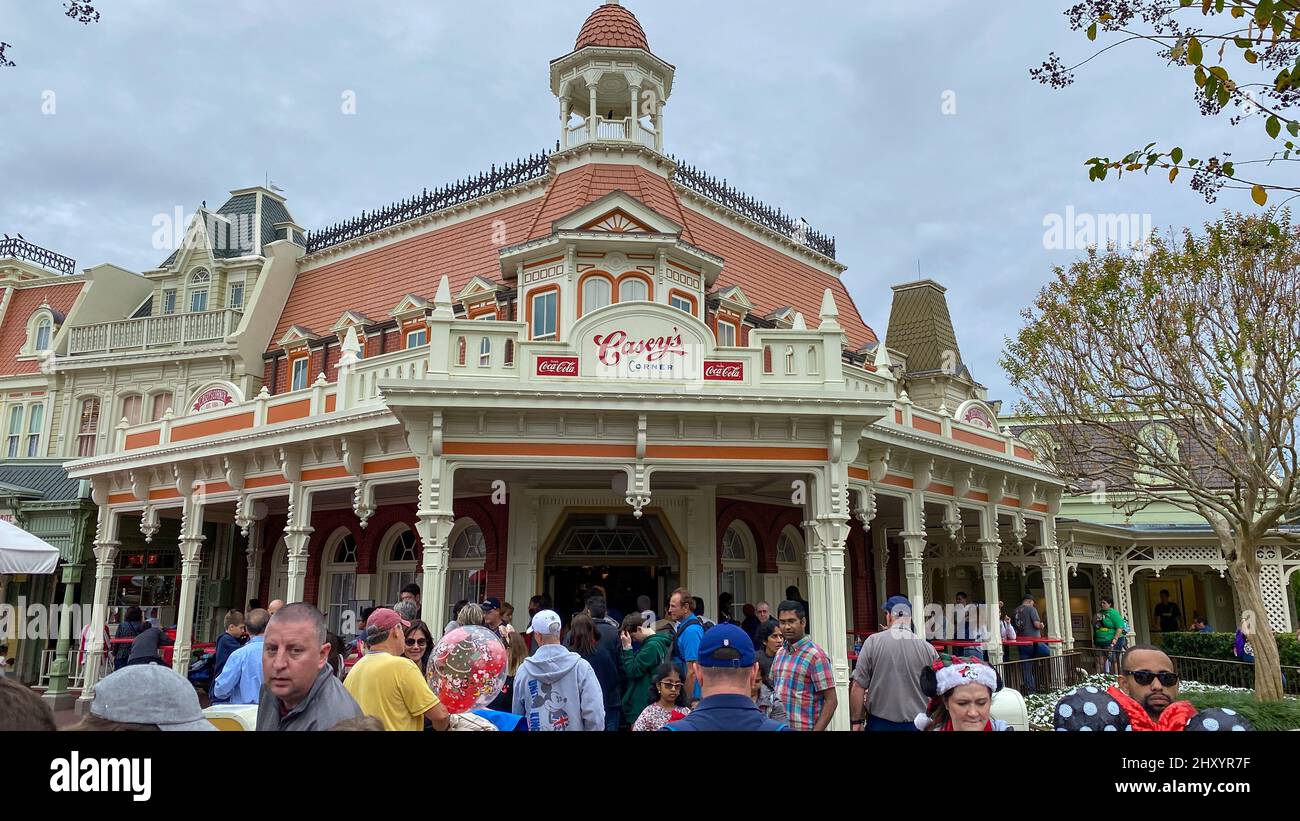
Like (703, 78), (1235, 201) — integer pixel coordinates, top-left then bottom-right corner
(514, 610), (604, 731)
(257, 603), (362, 731)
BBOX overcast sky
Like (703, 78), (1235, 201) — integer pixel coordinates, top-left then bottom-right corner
(1, 1), (1286, 406)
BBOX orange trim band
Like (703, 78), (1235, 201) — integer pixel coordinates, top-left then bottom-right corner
(1000, 496), (1020, 507)
(1013, 445), (1035, 460)
(302, 466), (350, 482)
(912, 417), (942, 435)
(881, 474), (914, 489)
(1029, 502), (1049, 513)
(952, 427), (1005, 452)
(267, 399), (311, 425)
(525, 255), (566, 269)
(894, 409), (904, 424)
(324, 394), (337, 413)
(965, 491), (990, 502)
(107, 493), (135, 505)
(245, 475), (285, 489)
(848, 466), (870, 481)
(364, 457), (420, 474)
(926, 482), (956, 496)
(445, 442), (636, 458)
(170, 412), (255, 443)
(124, 430), (161, 450)
(646, 445), (829, 461)
(148, 488), (181, 501)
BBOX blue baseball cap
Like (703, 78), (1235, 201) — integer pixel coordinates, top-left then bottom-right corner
(883, 595), (912, 617)
(696, 624), (756, 668)
(481, 597), (501, 612)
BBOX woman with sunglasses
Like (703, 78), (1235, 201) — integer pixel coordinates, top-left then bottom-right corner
(632, 662), (691, 731)
(402, 620), (435, 677)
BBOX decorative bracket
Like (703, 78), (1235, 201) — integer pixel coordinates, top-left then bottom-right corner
(353, 480), (377, 529)
(139, 505), (160, 543)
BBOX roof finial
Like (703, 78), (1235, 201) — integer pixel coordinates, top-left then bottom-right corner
(818, 288), (841, 331)
(433, 275), (455, 320)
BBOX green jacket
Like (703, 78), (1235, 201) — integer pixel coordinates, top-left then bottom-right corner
(619, 632), (672, 726)
(1095, 607), (1125, 643)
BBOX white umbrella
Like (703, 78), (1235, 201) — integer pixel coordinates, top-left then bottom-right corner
(0, 518), (60, 574)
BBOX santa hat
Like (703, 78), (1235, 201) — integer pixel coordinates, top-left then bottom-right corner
(914, 654), (1000, 730)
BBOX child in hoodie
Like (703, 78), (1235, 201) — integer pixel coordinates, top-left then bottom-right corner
(513, 610), (605, 731)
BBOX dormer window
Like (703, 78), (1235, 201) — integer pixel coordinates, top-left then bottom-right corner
(162, 289), (177, 315)
(228, 279), (245, 311)
(406, 328), (427, 348)
(291, 356), (309, 391)
(27, 310), (55, 354)
(716, 319), (737, 347)
(188, 270), (210, 313)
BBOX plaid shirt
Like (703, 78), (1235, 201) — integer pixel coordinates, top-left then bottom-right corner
(771, 636), (835, 731)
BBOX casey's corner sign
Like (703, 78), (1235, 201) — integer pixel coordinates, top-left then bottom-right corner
(536, 307), (748, 383)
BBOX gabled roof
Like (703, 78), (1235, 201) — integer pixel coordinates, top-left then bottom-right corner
(457, 277), (505, 304)
(277, 325), (318, 347)
(0, 280), (87, 377)
(330, 311), (375, 334)
(159, 188), (298, 268)
(390, 294), (433, 319)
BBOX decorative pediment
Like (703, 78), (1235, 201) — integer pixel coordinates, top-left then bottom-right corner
(554, 190), (682, 236)
(330, 310), (375, 335)
(953, 399), (998, 430)
(765, 306), (797, 328)
(278, 325), (318, 349)
(715, 284), (753, 314)
(389, 293), (431, 321)
(457, 276), (505, 305)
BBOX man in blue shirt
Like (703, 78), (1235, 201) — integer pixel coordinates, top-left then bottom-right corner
(668, 587), (704, 703)
(212, 608), (269, 704)
(663, 623), (788, 732)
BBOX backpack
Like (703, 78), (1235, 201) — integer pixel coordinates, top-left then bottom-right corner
(1012, 606), (1028, 635)
(669, 617), (709, 674)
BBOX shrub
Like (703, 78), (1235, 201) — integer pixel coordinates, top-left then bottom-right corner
(1163, 631), (1300, 666)
(1184, 691), (1300, 732)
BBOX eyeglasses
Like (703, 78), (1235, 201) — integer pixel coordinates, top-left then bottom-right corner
(1124, 670), (1178, 687)
(405, 638), (427, 648)
(660, 681), (683, 689)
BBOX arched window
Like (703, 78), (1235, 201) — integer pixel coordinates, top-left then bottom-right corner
(784, 346), (796, 375)
(120, 394), (144, 427)
(321, 530), (359, 634)
(150, 392), (174, 422)
(479, 336), (492, 367)
(776, 527), (802, 565)
(504, 339), (515, 368)
(34, 317), (52, 352)
(448, 520), (487, 623)
(582, 276), (612, 313)
(808, 346), (819, 375)
(720, 521), (757, 622)
(188, 269), (210, 313)
(618, 277), (648, 303)
(77, 397), (100, 457)
(379, 526), (420, 606)
(456, 336), (467, 366)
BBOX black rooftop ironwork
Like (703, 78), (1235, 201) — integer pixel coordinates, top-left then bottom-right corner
(303, 149), (837, 261)
(0, 236), (76, 275)
(671, 160), (837, 260)
(306, 151), (553, 254)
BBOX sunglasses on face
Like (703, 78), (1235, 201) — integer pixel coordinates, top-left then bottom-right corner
(1125, 670), (1178, 687)
(405, 638), (427, 647)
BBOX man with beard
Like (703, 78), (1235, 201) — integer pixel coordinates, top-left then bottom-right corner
(1110, 645), (1197, 731)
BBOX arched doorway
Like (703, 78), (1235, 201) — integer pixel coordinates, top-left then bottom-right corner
(268, 537), (288, 604)
(376, 523), (420, 607)
(318, 528), (359, 635)
(771, 525), (808, 608)
(446, 518), (487, 625)
(540, 510), (682, 624)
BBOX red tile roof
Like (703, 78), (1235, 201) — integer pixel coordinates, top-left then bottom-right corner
(575, 3), (650, 52)
(271, 198), (545, 348)
(270, 161), (877, 354)
(0, 281), (86, 377)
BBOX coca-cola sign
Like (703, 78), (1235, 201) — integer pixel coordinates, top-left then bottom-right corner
(535, 356), (579, 377)
(703, 361), (745, 382)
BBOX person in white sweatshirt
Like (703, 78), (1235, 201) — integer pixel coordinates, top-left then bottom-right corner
(513, 610), (604, 731)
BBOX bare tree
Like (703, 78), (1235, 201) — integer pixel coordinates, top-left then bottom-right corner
(1003, 212), (1300, 701)
(1, 3), (101, 69)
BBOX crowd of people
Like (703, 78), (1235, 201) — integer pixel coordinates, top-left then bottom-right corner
(0, 582), (1266, 733)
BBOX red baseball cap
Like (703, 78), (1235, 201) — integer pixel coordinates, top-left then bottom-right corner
(366, 608), (410, 632)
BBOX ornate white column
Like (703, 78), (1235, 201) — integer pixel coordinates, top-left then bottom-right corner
(171, 466), (206, 676)
(979, 537), (1003, 665)
(629, 84), (640, 140)
(560, 97), (571, 149)
(410, 411), (456, 627)
(277, 448), (313, 604)
(76, 503), (120, 713)
(812, 440), (854, 731)
(587, 82), (598, 141)
(654, 99), (664, 151)
(1039, 492), (1067, 654)
(900, 490), (927, 637)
